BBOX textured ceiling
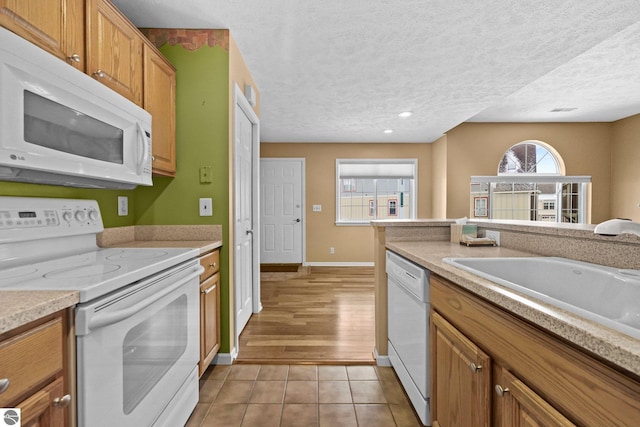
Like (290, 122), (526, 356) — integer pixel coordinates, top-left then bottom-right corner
(112, 0), (640, 143)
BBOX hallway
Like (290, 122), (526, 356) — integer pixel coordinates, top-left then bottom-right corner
(236, 267), (376, 364)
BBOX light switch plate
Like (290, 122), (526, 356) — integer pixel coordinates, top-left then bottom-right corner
(117, 196), (128, 216)
(199, 166), (212, 184)
(199, 198), (212, 216)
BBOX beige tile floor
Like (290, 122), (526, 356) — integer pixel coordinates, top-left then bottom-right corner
(186, 364), (423, 427)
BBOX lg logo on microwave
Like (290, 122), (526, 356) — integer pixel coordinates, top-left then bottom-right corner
(9, 154), (25, 161)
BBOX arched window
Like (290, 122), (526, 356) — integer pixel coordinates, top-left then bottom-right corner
(498, 140), (564, 175)
(470, 141), (590, 224)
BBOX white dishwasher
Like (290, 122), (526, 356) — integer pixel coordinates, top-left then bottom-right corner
(387, 250), (430, 426)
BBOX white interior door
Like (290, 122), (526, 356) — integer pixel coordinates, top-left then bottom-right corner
(260, 158), (304, 264)
(234, 85), (260, 341)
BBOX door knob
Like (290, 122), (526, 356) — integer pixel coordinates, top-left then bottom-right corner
(246, 229), (254, 235)
(294, 218), (301, 223)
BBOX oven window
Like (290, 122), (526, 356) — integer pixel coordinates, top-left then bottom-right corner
(122, 295), (188, 414)
(23, 90), (124, 164)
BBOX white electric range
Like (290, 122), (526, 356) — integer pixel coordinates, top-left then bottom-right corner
(0, 196), (203, 427)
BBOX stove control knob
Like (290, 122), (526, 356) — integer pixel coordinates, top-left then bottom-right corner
(88, 209), (99, 221)
(62, 211), (73, 222)
(75, 210), (86, 222)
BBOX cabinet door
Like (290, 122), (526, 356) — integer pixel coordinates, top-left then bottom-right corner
(85, 0), (142, 105)
(199, 272), (220, 377)
(18, 376), (66, 427)
(498, 369), (576, 427)
(431, 310), (491, 427)
(144, 43), (176, 176)
(0, 0), (84, 70)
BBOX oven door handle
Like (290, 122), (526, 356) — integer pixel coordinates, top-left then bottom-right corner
(82, 266), (204, 335)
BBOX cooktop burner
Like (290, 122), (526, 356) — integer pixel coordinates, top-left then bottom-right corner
(44, 263), (122, 279)
(2, 265), (38, 279)
(105, 249), (170, 261)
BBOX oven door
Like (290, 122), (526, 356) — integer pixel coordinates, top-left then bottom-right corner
(75, 260), (202, 427)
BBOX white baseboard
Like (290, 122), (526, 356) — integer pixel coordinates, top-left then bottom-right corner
(212, 348), (237, 366)
(304, 261), (375, 267)
(374, 348), (391, 366)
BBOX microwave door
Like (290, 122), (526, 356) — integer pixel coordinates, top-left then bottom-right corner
(0, 26), (152, 188)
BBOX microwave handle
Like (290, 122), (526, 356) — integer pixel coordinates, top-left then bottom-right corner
(137, 121), (150, 174)
(83, 265), (203, 334)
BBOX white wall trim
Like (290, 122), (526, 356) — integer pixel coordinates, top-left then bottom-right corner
(212, 349), (237, 366)
(374, 348), (391, 367)
(304, 261), (375, 267)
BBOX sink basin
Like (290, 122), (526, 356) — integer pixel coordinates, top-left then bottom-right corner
(442, 257), (640, 340)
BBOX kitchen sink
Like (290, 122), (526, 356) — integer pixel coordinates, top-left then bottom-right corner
(442, 257), (640, 340)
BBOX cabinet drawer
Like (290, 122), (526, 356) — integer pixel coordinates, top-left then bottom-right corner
(199, 250), (220, 281)
(0, 317), (63, 406)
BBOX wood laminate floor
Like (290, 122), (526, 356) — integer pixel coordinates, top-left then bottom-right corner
(236, 267), (376, 364)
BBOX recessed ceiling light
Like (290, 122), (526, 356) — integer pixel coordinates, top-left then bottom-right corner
(398, 111), (412, 118)
(384, 129), (394, 134)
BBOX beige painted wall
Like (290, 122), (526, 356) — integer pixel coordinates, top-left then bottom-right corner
(431, 135), (448, 219)
(260, 143), (432, 263)
(611, 114), (640, 221)
(443, 122), (613, 223)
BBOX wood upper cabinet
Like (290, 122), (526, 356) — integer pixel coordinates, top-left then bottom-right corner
(199, 249), (221, 377)
(0, 0), (84, 70)
(144, 43), (176, 176)
(430, 274), (640, 427)
(431, 310), (491, 427)
(0, 312), (72, 427)
(85, 0), (142, 106)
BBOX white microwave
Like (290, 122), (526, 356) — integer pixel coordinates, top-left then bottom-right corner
(0, 26), (152, 189)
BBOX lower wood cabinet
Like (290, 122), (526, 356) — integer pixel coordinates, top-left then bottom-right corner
(199, 249), (221, 377)
(431, 311), (491, 427)
(0, 310), (73, 427)
(430, 274), (640, 427)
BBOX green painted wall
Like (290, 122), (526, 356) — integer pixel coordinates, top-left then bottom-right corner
(0, 44), (233, 353)
(136, 44), (232, 352)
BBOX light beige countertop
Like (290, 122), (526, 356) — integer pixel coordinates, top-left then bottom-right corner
(386, 240), (640, 378)
(0, 291), (79, 335)
(97, 224), (223, 254)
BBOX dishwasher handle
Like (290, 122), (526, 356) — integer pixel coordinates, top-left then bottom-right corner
(78, 266), (204, 335)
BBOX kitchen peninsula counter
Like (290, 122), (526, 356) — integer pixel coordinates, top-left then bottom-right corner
(383, 236), (640, 378)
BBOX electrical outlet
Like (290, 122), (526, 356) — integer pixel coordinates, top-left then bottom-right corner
(117, 196), (128, 216)
(330, 247), (335, 254)
(313, 205), (322, 212)
(199, 198), (212, 216)
(485, 230), (500, 246)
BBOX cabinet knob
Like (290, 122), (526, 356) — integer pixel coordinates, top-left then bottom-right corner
(152, 155), (156, 161)
(53, 394), (72, 408)
(209, 262), (217, 268)
(0, 378), (10, 394)
(469, 363), (482, 373)
(68, 53), (81, 63)
(495, 385), (510, 397)
(93, 69), (105, 78)
(202, 283), (217, 295)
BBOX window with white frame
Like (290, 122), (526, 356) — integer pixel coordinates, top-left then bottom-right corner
(470, 141), (591, 224)
(336, 159), (417, 224)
